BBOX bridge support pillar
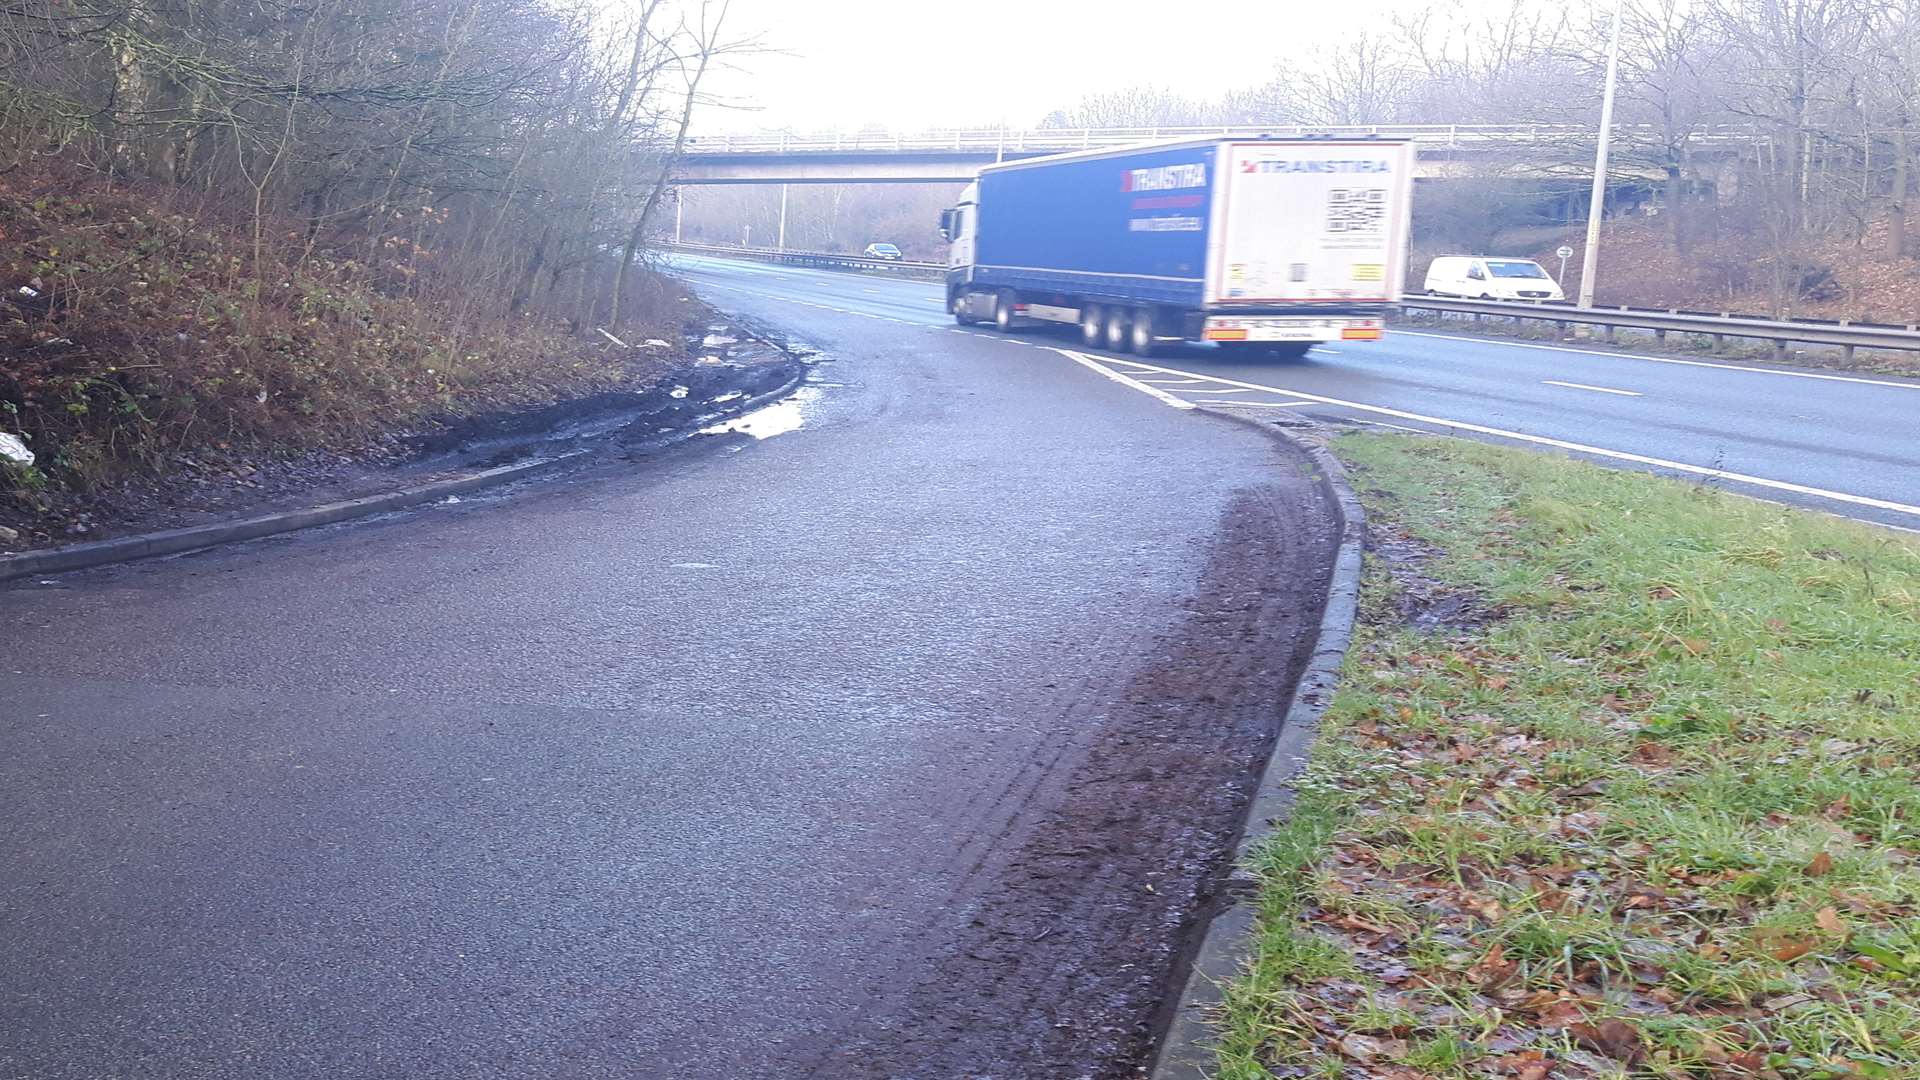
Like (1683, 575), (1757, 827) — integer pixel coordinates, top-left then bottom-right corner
(778, 184), (789, 251)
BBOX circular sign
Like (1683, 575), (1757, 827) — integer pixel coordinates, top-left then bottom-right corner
(1556, 245), (1575, 259)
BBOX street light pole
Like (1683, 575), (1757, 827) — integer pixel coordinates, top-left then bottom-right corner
(777, 183), (789, 251)
(1578, 0), (1625, 310)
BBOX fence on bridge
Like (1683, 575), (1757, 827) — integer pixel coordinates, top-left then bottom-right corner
(667, 243), (1920, 360)
(686, 124), (1768, 156)
(668, 241), (945, 279)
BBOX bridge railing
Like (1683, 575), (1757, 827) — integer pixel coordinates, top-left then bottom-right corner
(665, 241), (945, 279)
(685, 124), (1767, 155)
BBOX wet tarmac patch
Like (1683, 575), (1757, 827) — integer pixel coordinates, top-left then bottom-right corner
(805, 475), (1340, 1079)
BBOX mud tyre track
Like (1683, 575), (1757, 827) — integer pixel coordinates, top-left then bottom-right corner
(807, 472), (1338, 1079)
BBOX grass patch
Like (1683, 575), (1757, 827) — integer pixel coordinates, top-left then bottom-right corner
(1215, 435), (1920, 1080)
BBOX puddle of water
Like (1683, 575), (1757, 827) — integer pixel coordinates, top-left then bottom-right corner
(712, 391), (744, 403)
(700, 386), (820, 441)
(669, 385), (690, 399)
(701, 333), (740, 347)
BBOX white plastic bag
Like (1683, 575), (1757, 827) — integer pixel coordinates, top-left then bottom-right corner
(0, 431), (32, 469)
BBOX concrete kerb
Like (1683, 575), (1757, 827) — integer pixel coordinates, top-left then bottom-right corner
(0, 361), (808, 584)
(1149, 412), (1368, 1080)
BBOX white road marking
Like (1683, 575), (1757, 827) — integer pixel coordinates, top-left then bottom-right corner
(1181, 387), (1262, 395)
(1543, 380), (1643, 397)
(1397, 329), (1920, 392)
(1208, 399), (1318, 408)
(1051, 349), (1194, 410)
(1353, 419), (1433, 434)
(1077, 355), (1920, 522)
(1135, 377), (1210, 385)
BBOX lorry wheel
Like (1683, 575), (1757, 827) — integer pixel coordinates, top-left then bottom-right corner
(1080, 305), (1104, 347)
(1128, 308), (1158, 357)
(952, 292), (976, 325)
(1265, 342), (1313, 361)
(993, 290), (1018, 333)
(1103, 307), (1130, 352)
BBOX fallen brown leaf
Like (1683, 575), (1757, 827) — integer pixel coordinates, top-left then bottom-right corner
(1804, 851), (1833, 877)
(1468, 942), (1520, 990)
(1338, 1032), (1408, 1063)
(1768, 937), (1816, 962)
(1537, 998), (1592, 1029)
(1490, 1050), (1555, 1080)
(1814, 907), (1847, 936)
(1630, 742), (1676, 765)
(1331, 915), (1395, 935)
(1569, 1018), (1647, 1064)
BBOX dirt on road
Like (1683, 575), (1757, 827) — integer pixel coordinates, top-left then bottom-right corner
(804, 458), (1339, 1079)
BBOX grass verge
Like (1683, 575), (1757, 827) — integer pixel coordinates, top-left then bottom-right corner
(1216, 435), (1920, 1080)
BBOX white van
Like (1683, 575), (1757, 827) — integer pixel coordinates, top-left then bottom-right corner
(1423, 256), (1564, 302)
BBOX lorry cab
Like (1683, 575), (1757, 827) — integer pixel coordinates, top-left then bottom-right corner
(1423, 256), (1564, 302)
(939, 183), (978, 275)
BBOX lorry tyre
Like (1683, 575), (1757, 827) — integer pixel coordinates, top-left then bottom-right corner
(1080, 305), (1104, 347)
(1265, 342), (1313, 361)
(993, 290), (1018, 333)
(1128, 307), (1158, 357)
(952, 292), (976, 325)
(1103, 307), (1130, 352)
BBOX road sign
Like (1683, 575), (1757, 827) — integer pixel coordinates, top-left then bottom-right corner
(1555, 245), (1574, 286)
(1556, 245), (1574, 259)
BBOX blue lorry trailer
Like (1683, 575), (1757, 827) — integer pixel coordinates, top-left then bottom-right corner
(940, 136), (1415, 358)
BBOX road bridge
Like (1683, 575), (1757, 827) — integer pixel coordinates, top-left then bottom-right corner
(676, 124), (1762, 185)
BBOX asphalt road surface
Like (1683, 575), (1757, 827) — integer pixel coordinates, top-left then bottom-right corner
(670, 253), (1920, 533)
(1, 264), (1341, 1077)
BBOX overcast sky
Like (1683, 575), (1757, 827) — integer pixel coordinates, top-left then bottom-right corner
(697, 0), (1405, 134)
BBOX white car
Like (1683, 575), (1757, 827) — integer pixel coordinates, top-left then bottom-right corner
(1423, 256), (1564, 302)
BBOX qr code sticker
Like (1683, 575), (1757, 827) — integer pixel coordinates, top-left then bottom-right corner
(1326, 189), (1386, 234)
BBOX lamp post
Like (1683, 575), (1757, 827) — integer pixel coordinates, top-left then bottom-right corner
(1578, 0), (1625, 310)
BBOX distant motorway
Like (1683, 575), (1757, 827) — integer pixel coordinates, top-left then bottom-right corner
(671, 252), (1920, 534)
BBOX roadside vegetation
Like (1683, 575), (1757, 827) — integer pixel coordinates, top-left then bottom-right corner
(704, 0), (1918, 322)
(0, 0), (742, 535)
(1217, 435), (1920, 1080)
